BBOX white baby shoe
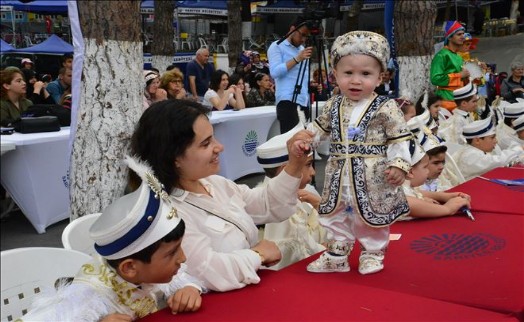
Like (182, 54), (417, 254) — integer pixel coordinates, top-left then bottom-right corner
(358, 251), (384, 275)
(307, 252), (350, 273)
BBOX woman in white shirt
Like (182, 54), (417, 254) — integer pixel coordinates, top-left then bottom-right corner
(203, 70), (245, 111)
(129, 99), (313, 291)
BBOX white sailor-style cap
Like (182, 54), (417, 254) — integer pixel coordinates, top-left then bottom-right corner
(407, 109), (437, 133)
(462, 117), (496, 139)
(256, 124), (303, 168)
(453, 82), (477, 100)
(417, 129), (446, 154)
(90, 156), (181, 260)
(502, 99), (524, 119)
(513, 115), (524, 132)
(408, 137), (426, 166)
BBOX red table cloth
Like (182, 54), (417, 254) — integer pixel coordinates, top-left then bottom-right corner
(448, 167), (524, 216)
(139, 213), (522, 321)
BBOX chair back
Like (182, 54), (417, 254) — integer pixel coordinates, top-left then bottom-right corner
(61, 213), (102, 256)
(198, 37), (208, 49)
(444, 151), (466, 184)
(1, 247), (91, 321)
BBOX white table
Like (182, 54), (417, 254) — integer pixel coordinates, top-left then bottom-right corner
(1, 141), (15, 155)
(210, 106), (277, 180)
(0, 108), (278, 233)
(1, 128), (71, 234)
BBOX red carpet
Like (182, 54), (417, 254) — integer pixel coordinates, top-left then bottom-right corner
(140, 214), (522, 321)
(336, 214), (523, 319)
(448, 167), (524, 216)
(140, 270), (518, 322)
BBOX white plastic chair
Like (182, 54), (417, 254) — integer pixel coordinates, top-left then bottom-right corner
(198, 37), (214, 52)
(61, 213), (101, 256)
(217, 37), (228, 53)
(1, 247), (92, 322)
(243, 37), (264, 51)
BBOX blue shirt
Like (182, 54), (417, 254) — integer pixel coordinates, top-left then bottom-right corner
(268, 40), (309, 107)
(46, 79), (65, 104)
(185, 59), (215, 97)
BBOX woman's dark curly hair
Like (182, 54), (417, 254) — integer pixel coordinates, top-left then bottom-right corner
(209, 69), (229, 91)
(130, 99), (209, 193)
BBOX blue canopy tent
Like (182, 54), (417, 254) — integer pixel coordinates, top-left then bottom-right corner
(0, 0), (68, 13)
(0, 39), (16, 53)
(13, 34), (72, 54)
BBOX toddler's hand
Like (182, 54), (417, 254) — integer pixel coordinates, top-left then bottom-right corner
(297, 189), (321, 209)
(167, 286), (202, 314)
(384, 167), (405, 186)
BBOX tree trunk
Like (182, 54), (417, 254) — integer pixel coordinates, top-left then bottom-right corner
(151, 0), (175, 72)
(71, 1), (143, 220)
(444, 0), (451, 21)
(394, 0), (437, 102)
(344, 0), (363, 32)
(227, 0), (242, 69)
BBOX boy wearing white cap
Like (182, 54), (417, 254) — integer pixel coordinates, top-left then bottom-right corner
(513, 114), (524, 140)
(307, 31), (412, 275)
(401, 135), (471, 221)
(454, 117), (524, 180)
(439, 82), (478, 144)
(256, 125), (326, 270)
(496, 99), (524, 150)
(19, 156), (204, 321)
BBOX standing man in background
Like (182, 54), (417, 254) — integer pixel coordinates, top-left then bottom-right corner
(430, 21), (470, 112)
(186, 47), (214, 102)
(268, 17), (313, 133)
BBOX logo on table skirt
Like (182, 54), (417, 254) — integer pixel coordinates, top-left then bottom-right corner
(62, 170), (70, 189)
(242, 130), (258, 157)
(410, 233), (505, 260)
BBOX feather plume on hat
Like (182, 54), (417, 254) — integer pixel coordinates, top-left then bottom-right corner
(421, 90), (429, 110)
(125, 155), (168, 201)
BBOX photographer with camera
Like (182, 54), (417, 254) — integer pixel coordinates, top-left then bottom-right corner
(20, 68), (55, 105)
(268, 16), (313, 134)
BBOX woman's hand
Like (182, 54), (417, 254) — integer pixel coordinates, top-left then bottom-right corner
(284, 129), (315, 178)
(252, 239), (282, 267)
(155, 88), (168, 102)
(33, 81), (45, 94)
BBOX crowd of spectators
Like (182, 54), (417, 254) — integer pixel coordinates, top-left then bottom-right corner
(1, 53), (73, 127)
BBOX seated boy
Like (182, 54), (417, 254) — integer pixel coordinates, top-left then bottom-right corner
(496, 99), (524, 150)
(514, 115), (524, 140)
(401, 136), (471, 220)
(439, 82), (478, 144)
(407, 109), (464, 191)
(19, 156), (204, 321)
(256, 125), (326, 270)
(454, 117), (524, 180)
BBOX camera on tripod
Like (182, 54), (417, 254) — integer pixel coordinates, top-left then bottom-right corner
(302, 1), (339, 35)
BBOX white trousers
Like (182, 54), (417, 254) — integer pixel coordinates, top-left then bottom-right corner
(319, 200), (390, 252)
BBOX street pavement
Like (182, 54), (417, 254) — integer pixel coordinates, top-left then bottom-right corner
(471, 33), (524, 73)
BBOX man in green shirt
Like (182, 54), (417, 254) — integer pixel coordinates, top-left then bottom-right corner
(430, 21), (470, 112)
